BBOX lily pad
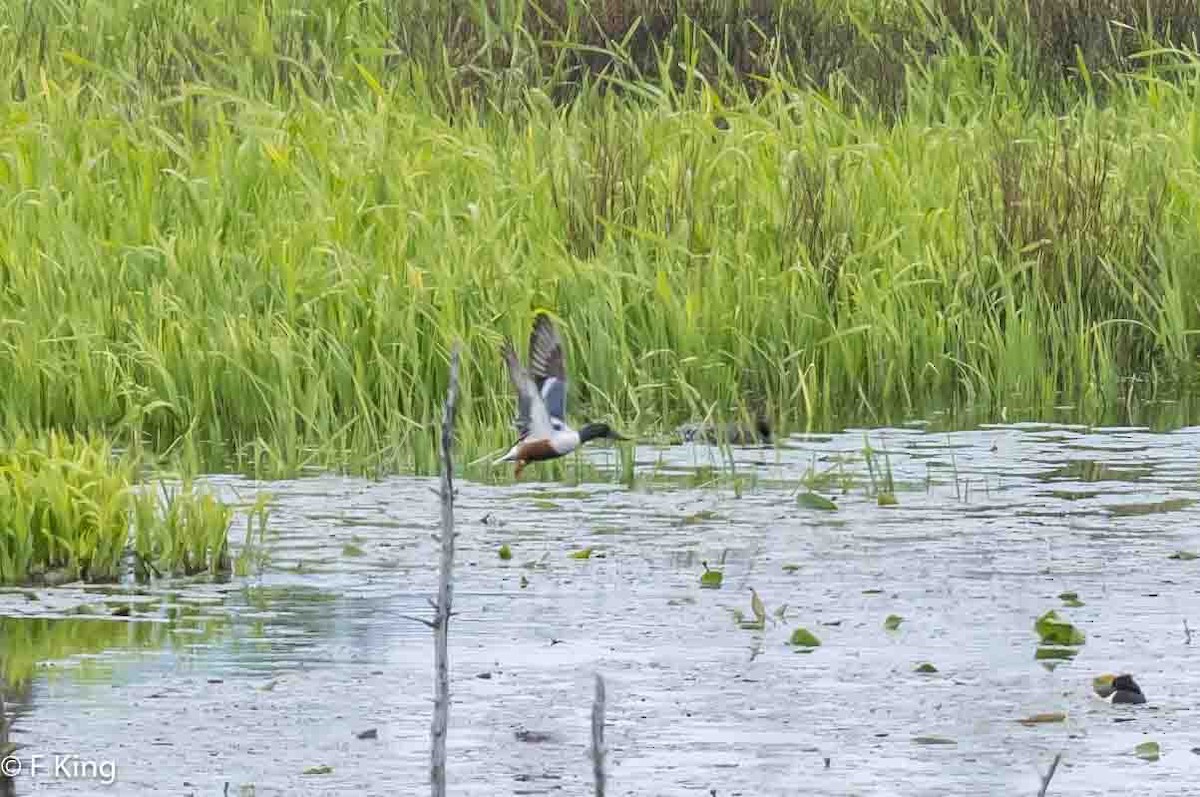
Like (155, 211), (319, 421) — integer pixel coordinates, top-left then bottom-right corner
(1168, 550), (1199, 561)
(782, 564), (801, 574)
(699, 564), (723, 589)
(1058, 590), (1085, 607)
(797, 491), (838, 511)
(914, 662), (938, 674)
(1035, 610), (1086, 646)
(303, 765), (334, 775)
(570, 547), (594, 560)
(884, 614), (903, 631)
(341, 543), (365, 557)
(1018, 712), (1067, 726)
(1135, 741), (1161, 762)
(788, 628), (821, 648)
(498, 544), (512, 561)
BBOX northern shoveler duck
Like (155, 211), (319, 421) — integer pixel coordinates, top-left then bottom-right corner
(495, 314), (627, 478)
(1092, 673), (1146, 704)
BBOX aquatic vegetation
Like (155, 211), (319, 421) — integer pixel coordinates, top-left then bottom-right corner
(699, 561), (723, 589)
(1035, 610), (1086, 647)
(1058, 591), (1085, 608)
(1017, 712), (1066, 726)
(884, 614), (904, 631)
(132, 482), (238, 577)
(1135, 741), (1162, 762)
(863, 439), (899, 506)
(1, 3), (1200, 476)
(1035, 647), (1079, 663)
(796, 492), (838, 512)
(0, 432), (264, 584)
(914, 662), (938, 674)
(0, 432), (134, 584)
(234, 493), (273, 577)
(788, 628), (821, 649)
(498, 544), (512, 561)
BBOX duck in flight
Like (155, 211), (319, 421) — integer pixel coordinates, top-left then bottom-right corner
(495, 314), (627, 478)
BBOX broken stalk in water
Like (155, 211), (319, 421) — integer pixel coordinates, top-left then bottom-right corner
(1037, 752), (1062, 797)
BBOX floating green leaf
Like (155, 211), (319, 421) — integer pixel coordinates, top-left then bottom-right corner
(1035, 646), (1079, 661)
(782, 564), (801, 574)
(1035, 610), (1085, 646)
(884, 614), (903, 631)
(341, 543), (365, 557)
(788, 628), (821, 648)
(914, 662), (938, 674)
(303, 765), (333, 775)
(1168, 550), (1199, 561)
(1135, 741), (1161, 762)
(797, 492), (838, 511)
(570, 547), (594, 559)
(498, 544), (512, 561)
(1058, 590), (1084, 607)
(699, 562), (723, 589)
(681, 510), (720, 525)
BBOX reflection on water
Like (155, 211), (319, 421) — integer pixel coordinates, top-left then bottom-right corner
(2, 422), (1200, 795)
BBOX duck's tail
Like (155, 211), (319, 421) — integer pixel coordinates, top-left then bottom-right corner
(491, 443), (521, 465)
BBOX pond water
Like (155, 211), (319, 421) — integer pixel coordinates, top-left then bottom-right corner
(2, 422), (1200, 795)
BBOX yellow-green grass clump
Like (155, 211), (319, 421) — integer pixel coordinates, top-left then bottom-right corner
(0, 432), (243, 585)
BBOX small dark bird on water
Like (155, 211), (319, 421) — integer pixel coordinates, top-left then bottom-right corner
(1093, 673), (1146, 704)
(676, 412), (772, 445)
(495, 314), (628, 478)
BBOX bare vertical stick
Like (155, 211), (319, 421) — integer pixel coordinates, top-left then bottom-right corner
(430, 343), (462, 797)
(1037, 752), (1062, 797)
(591, 673), (607, 797)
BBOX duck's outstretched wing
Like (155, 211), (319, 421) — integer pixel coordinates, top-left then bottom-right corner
(502, 338), (553, 439)
(528, 314), (567, 422)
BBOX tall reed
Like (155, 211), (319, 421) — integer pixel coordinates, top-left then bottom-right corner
(2, 1), (1200, 477)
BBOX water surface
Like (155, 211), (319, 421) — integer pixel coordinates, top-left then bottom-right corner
(3, 423), (1200, 795)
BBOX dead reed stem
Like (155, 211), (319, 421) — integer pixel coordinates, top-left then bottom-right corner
(430, 342), (462, 797)
(592, 673), (607, 796)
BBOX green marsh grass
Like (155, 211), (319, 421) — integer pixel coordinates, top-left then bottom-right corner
(3, 2), (1200, 478)
(0, 432), (256, 584)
